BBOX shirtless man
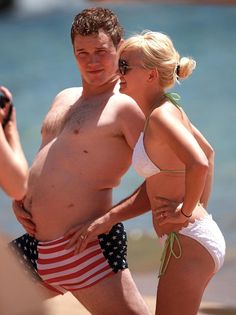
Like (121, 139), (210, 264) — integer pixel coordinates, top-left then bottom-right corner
(10, 7), (151, 315)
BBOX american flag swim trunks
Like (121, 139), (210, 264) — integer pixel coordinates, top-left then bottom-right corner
(10, 223), (128, 294)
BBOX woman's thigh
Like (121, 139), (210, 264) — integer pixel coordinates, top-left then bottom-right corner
(156, 235), (215, 315)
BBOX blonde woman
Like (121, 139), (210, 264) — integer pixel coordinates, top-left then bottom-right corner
(0, 86), (28, 199)
(64, 31), (226, 315)
(116, 31), (226, 314)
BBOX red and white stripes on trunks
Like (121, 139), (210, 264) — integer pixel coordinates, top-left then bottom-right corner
(37, 236), (114, 294)
(10, 223), (128, 295)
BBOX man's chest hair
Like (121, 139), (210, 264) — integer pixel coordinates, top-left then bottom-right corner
(42, 98), (120, 140)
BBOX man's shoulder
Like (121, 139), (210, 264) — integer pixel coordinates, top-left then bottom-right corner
(111, 91), (136, 104)
(109, 92), (141, 113)
(109, 93), (145, 148)
(56, 87), (83, 99)
(108, 92), (145, 129)
(50, 87), (83, 110)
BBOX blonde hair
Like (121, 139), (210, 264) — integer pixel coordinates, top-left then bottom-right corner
(119, 30), (196, 89)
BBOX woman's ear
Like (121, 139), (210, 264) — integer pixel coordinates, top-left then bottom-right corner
(147, 69), (158, 82)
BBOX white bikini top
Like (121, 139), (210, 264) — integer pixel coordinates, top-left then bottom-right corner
(132, 132), (185, 178)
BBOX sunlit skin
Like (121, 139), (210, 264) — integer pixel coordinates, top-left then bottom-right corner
(12, 24), (153, 314)
(73, 31), (119, 91)
(118, 47), (216, 315)
(0, 86), (28, 200)
(119, 48), (209, 236)
(54, 34), (220, 315)
(19, 31), (144, 243)
(64, 48), (213, 249)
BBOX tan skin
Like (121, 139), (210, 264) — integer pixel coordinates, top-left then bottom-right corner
(65, 47), (216, 315)
(119, 48), (216, 315)
(119, 49), (209, 221)
(16, 32), (144, 241)
(65, 50), (214, 248)
(12, 31), (151, 315)
(0, 86), (28, 200)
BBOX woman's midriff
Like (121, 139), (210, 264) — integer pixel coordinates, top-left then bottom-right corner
(146, 173), (208, 237)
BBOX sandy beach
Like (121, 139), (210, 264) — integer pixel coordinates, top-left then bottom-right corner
(43, 235), (236, 315)
(2, 234), (235, 315)
(44, 293), (236, 315)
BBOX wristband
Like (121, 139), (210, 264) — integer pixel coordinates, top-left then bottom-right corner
(180, 209), (192, 218)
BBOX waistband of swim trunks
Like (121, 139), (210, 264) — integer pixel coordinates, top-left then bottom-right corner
(38, 222), (124, 248)
(38, 234), (98, 249)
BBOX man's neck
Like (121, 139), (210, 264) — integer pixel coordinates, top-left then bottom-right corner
(82, 76), (120, 98)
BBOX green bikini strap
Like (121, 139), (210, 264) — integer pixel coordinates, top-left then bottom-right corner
(165, 92), (182, 109)
(144, 93), (182, 132)
(158, 232), (182, 277)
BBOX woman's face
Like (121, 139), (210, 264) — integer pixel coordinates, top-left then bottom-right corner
(118, 48), (149, 101)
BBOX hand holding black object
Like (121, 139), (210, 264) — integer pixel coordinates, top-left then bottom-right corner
(0, 95), (10, 108)
(0, 94), (13, 128)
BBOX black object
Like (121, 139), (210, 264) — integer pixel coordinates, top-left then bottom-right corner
(0, 95), (10, 108)
(0, 0), (14, 11)
(0, 94), (13, 128)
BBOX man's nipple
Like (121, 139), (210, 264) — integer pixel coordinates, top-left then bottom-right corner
(73, 129), (80, 134)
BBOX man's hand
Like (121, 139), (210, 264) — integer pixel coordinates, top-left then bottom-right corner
(65, 213), (114, 254)
(12, 200), (36, 236)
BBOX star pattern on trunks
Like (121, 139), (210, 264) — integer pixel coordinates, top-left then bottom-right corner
(9, 234), (42, 283)
(98, 223), (128, 273)
(8, 222), (129, 287)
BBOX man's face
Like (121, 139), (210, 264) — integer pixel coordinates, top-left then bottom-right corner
(73, 30), (119, 87)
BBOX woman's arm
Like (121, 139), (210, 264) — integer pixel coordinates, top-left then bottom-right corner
(148, 108), (209, 223)
(190, 123), (214, 208)
(65, 182), (151, 253)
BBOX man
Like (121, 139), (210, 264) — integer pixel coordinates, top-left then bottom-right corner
(11, 7), (151, 315)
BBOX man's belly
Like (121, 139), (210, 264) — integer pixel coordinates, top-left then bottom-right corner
(24, 172), (112, 241)
(24, 133), (131, 241)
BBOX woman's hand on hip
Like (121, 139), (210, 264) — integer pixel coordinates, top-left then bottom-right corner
(64, 213), (114, 254)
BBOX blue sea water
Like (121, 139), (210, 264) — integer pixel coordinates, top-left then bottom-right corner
(0, 2), (236, 250)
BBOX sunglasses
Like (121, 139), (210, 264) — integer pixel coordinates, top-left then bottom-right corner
(118, 59), (131, 75)
(118, 59), (146, 76)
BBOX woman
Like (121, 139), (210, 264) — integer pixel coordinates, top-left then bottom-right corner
(0, 86), (28, 199)
(66, 32), (225, 314)
(116, 31), (226, 315)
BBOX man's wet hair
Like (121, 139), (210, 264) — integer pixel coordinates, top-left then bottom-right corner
(71, 7), (124, 48)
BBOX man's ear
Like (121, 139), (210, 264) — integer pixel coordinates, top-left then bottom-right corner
(117, 38), (125, 50)
(147, 69), (158, 82)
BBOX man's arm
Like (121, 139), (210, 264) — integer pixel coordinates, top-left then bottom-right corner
(109, 181), (151, 223)
(65, 182), (151, 253)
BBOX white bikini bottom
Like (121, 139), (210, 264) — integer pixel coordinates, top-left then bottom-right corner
(179, 214), (226, 272)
